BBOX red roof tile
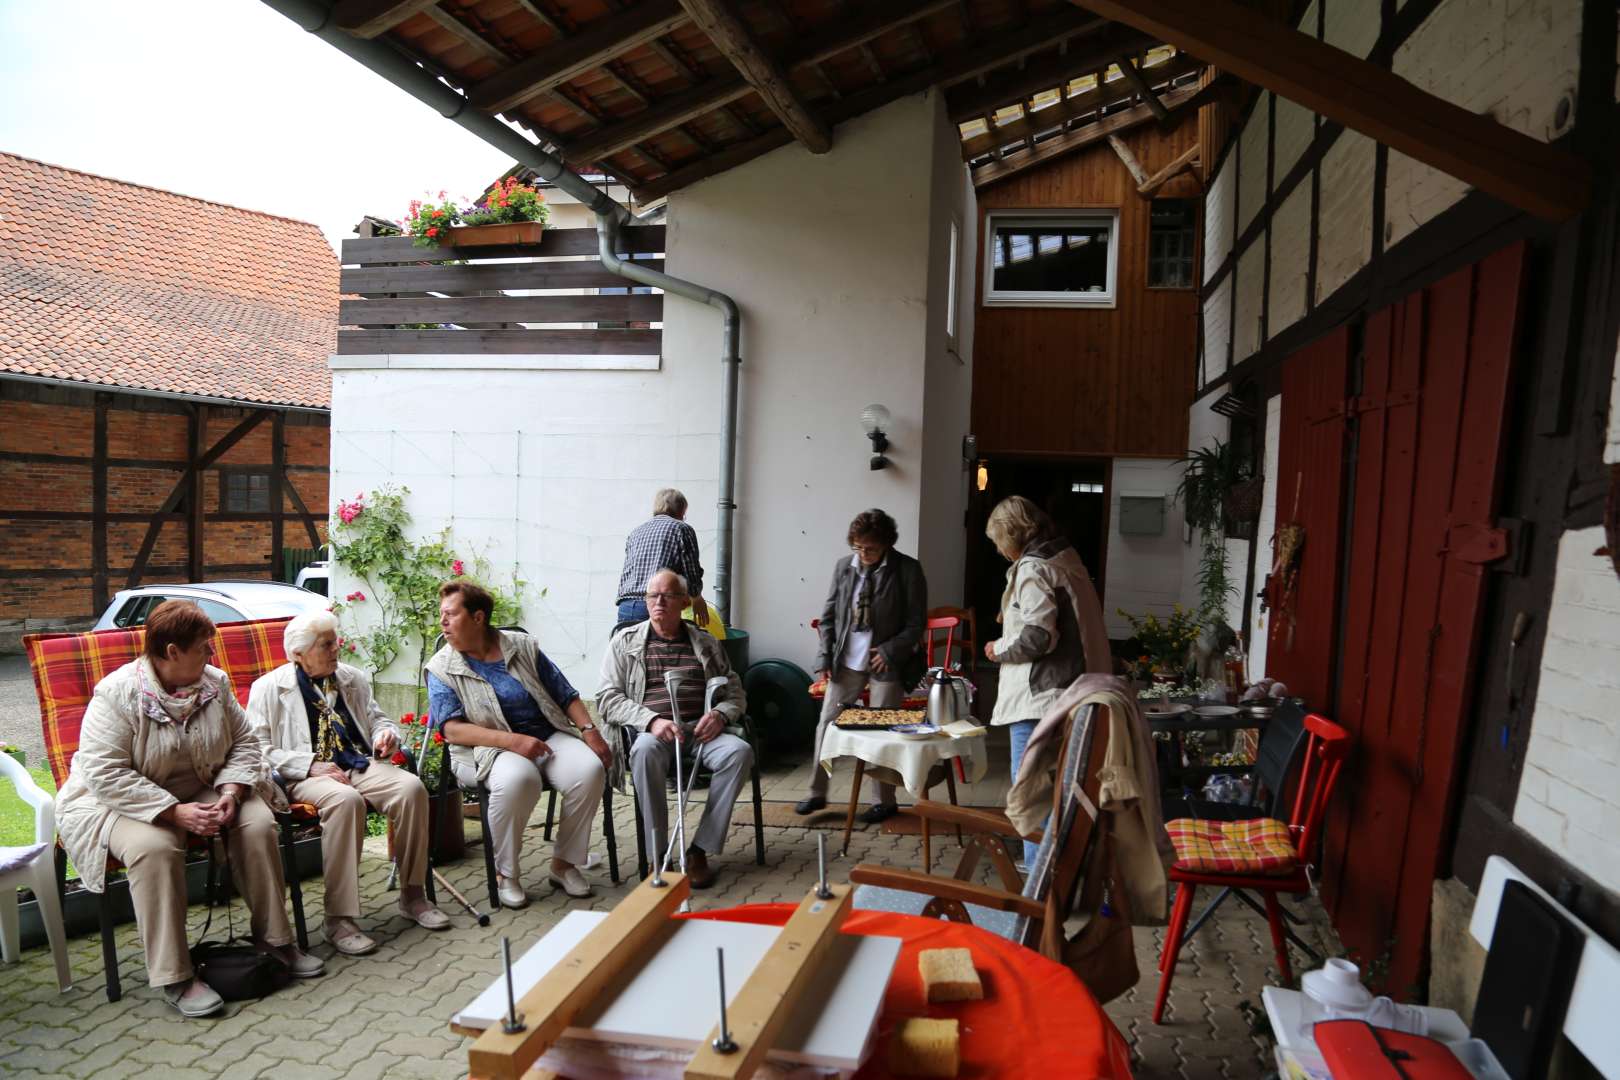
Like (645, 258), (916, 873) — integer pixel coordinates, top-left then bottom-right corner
(0, 152), (337, 409)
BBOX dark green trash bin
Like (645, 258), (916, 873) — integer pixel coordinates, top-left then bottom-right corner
(720, 627), (750, 675)
(742, 658), (816, 755)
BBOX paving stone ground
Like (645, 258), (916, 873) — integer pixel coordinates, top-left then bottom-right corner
(0, 751), (1337, 1079)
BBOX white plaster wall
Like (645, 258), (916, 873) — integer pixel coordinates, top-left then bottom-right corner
(1248, 394), (1283, 678)
(1237, 96), (1271, 238)
(1386, 0), (1580, 249)
(1315, 130), (1377, 306)
(1324, 0), (1381, 60)
(918, 98), (977, 609)
(1268, 182), (1313, 338)
(1205, 157), (1236, 281)
(1233, 245), (1265, 363)
(1513, 526), (1620, 896)
(1104, 458), (1187, 638)
(329, 92), (946, 692)
(1204, 277), (1232, 384)
(1608, 333), (1620, 464)
(1274, 95), (1315, 181)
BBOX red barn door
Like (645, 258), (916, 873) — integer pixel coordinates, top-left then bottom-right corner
(1324, 243), (1526, 996)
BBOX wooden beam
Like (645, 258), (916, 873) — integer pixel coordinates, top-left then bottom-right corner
(676, 0), (830, 152)
(332, 0), (440, 38)
(281, 472), (323, 549)
(1065, 0), (1590, 221)
(340, 293), (665, 324)
(1108, 133), (1149, 185)
(270, 411), (285, 581)
(637, 11), (1123, 199)
(1137, 142), (1199, 196)
(336, 328), (663, 354)
(187, 406), (206, 583)
(945, 21), (1151, 120)
(91, 393), (109, 613)
(468, 0), (689, 113)
(958, 52), (1201, 159)
(972, 81), (1200, 188)
(1115, 52), (1170, 121)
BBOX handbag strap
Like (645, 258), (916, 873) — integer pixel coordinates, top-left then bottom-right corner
(190, 813), (242, 951)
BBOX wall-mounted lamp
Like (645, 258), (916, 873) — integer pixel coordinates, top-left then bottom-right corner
(976, 462), (989, 492)
(861, 403), (891, 470)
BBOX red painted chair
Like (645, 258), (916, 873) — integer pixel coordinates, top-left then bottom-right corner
(806, 617), (928, 708)
(926, 605), (979, 674)
(1152, 712), (1351, 1023)
(25, 617), (315, 1001)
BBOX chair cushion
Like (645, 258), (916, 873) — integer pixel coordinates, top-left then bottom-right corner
(1166, 817), (1297, 876)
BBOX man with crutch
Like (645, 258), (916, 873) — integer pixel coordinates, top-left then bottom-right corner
(597, 569), (751, 889)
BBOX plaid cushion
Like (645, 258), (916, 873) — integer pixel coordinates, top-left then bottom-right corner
(26, 617), (293, 788)
(1166, 816), (1298, 876)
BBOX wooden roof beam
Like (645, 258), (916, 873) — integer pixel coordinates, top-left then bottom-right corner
(972, 80), (1201, 188)
(946, 22), (1153, 121)
(1115, 53), (1171, 121)
(676, 0), (830, 152)
(637, 10), (1125, 200)
(1137, 142), (1200, 196)
(333, 0), (441, 38)
(1108, 133), (1149, 185)
(564, 0), (959, 166)
(468, 0), (690, 113)
(1067, 0), (1590, 220)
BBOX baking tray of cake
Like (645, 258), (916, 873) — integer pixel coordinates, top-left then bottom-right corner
(834, 707), (929, 730)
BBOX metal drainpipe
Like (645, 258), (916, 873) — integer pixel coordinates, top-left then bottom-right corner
(262, 0), (632, 227)
(597, 212), (741, 626)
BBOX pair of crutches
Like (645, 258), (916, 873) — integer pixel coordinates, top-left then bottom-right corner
(652, 670), (731, 910)
(380, 714), (492, 926)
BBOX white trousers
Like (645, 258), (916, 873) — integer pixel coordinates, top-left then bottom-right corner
(457, 739), (605, 879)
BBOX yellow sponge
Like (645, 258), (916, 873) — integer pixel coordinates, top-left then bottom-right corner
(919, 948), (983, 1002)
(888, 1017), (960, 1077)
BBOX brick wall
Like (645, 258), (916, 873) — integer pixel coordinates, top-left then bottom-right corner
(1512, 525), (1620, 896)
(0, 391), (330, 627)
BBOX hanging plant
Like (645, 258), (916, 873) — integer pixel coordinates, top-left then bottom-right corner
(1174, 439), (1252, 629)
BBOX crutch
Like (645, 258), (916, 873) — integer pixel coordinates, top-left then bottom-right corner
(386, 712), (439, 891)
(657, 671), (694, 909)
(657, 676), (735, 895)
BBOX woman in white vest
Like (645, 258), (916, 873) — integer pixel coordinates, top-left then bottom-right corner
(247, 611), (449, 957)
(983, 495), (1113, 864)
(425, 581), (613, 908)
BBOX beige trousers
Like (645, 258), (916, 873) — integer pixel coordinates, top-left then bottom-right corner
(288, 761), (427, 920)
(455, 738), (605, 879)
(808, 666), (901, 803)
(105, 790), (292, 988)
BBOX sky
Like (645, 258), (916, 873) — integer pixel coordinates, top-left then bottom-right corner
(0, 0), (516, 251)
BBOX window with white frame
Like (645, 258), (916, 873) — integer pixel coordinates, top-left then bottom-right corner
(983, 210), (1119, 307)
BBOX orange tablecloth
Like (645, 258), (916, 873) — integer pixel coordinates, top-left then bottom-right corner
(682, 903), (1134, 1079)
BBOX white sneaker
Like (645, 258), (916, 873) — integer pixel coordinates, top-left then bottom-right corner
(497, 875), (529, 909)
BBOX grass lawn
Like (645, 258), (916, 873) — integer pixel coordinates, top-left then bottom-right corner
(1, 762), (57, 848)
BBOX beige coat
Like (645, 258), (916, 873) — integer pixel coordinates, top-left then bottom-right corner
(424, 630), (591, 785)
(246, 661), (397, 782)
(595, 621), (745, 792)
(56, 660), (282, 893)
(989, 541), (1113, 726)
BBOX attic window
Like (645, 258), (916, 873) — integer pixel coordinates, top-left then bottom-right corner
(984, 210), (1118, 308)
(1148, 199), (1196, 289)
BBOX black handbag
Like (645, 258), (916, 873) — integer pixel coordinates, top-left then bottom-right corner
(188, 830), (293, 1002)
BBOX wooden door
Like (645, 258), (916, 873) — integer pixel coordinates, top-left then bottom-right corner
(1324, 243), (1527, 996)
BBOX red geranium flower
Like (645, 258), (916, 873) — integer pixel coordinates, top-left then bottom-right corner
(426, 226), (438, 237)
(390, 751), (407, 766)
(432, 731), (445, 745)
(401, 712), (415, 725)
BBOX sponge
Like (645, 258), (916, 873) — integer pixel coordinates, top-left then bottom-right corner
(919, 948), (984, 1003)
(888, 1017), (960, 1078)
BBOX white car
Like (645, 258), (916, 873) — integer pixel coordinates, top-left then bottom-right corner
(294, 560), (330, 597)
(93, 581), (332, 631)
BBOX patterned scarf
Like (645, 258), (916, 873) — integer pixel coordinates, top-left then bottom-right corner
(137, 656), (219, 726)
(853, 555), (882, 632)
(296, 667), (370, 773)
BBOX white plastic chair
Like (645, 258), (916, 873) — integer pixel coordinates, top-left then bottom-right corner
(0, 753), (71, 991)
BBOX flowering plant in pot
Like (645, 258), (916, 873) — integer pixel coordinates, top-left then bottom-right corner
(402, 178), (550, 249)
(403, 192), (461, 248)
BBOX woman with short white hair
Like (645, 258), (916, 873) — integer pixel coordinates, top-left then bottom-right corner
(247, 610), (448, 956)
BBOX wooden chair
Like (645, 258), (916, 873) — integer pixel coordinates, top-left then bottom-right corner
(1152, 712), (1351, 1023)
(806, 618), (929, 708)
(926, 605), (979, 673)
(25, 618), (313, 1002)
(849, 700), (1112, 962)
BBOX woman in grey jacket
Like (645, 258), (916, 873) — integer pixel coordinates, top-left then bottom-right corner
(796, 508), (927, 822)
(983, 496), (1112, 863)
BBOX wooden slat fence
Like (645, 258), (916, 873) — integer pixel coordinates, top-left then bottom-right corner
(337, 226), (665, 356)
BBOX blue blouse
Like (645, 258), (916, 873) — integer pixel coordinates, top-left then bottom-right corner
(426, 648), (578, 741)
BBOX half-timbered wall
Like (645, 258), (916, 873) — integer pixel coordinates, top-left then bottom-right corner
(0, 379), (328, 637)
(972, 118), (1201, 458)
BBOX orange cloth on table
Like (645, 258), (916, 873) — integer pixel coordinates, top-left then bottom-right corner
(681, 903), (1134, 1080)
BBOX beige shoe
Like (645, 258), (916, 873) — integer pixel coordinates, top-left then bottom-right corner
(326, 919), (378, 956)
(162, 977), (224, 1018)
(400, 901), (452, 930)
(547, 866), (593, 899)
(256, 940), (326, 978)
(497, 875), (529, 909)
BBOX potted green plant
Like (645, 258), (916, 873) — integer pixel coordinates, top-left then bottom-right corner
(392, 711), (465, 862)
(1174, 439), (1252, 629)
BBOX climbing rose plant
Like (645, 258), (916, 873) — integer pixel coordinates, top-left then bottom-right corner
(328, 485), (523, 710)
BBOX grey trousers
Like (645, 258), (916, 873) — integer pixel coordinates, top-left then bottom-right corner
(808, 666), (900, 804)
(630, 730), (753, 861)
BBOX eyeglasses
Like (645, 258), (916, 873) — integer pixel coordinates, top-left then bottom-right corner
(644, 591), (687, 605)
(850, 543), (885, 556)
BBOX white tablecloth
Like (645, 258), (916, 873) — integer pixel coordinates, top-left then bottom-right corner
(818, 724), (988, 794)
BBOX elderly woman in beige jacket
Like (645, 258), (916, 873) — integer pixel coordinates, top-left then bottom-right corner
(983, 496), (1113, 865)
(247, 610), (449, 958)
(55, 600), (322, 1018)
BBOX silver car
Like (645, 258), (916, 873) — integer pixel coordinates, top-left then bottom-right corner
(93, 580), (332, 631)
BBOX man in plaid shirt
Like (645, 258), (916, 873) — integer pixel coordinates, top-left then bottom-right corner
(615, 489), (708, 628)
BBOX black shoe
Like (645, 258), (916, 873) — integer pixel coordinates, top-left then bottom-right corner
(794, 795), (828, 815)
(686, 846), (717, 889)
(859, 803), (900, 825)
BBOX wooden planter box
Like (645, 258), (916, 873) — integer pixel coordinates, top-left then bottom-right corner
(441, 221), (544, 247)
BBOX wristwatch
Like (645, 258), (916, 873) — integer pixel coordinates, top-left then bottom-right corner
(577, 722), (598, 733)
